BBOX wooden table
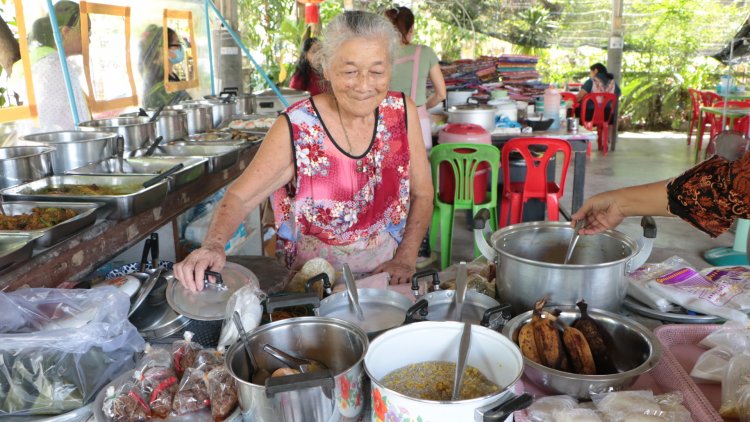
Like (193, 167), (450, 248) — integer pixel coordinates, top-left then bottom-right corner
(0, 145), (258, 291)
(491, 127), (596, 217)
(696, 106), (750, 162)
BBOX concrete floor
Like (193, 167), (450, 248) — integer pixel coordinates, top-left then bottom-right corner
(441, 131), (735, 270)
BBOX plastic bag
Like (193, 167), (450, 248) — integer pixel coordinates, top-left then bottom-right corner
(592, 390), (664, 421)
(172, 331), (203, 379)
(692, 346), (740, 382)
(171, 368), (210, 416)
(0, 287), (144, 416)
(720, 353), (750, 418)
(208, 365), (239, 420)
(135, 344), (173, 373)
(101, 380), (151, 422)
(626, 256), (690, 312)
(527, 395), (578, 421)
(552, 408), (603, 422)
(192, 348), (225, 373)
(217, 285), (264, 350)
(134, 367), (178, 418)
(700, 320), (750, 348)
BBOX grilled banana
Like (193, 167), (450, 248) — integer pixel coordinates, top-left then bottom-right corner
(518, 322), (542, 364)
(531, 300), (563, 369)
(558, 319), (597, 375)
(572, 300), (617, 374)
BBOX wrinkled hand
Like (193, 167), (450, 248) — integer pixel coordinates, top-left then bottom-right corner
(571, 191), (627, 235)
(173, 245), (226, 292)
(374, 258), (415, 285)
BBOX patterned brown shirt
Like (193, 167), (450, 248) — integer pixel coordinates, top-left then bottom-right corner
(667, 152), (750, 237)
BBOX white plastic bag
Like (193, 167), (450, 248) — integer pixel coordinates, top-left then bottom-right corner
(692, 346), (741, 382)
(527, 395), (578, 421)
(626, 256), (690, 312)
(217, 285), (265, 350)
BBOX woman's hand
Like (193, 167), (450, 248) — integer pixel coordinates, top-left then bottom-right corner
(571, 191), (627, 235)
(173, 244), (227, 292)
(374, 257), (415, 285)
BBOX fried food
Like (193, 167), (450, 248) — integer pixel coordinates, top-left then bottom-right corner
(30, 184), (140, 196)
(0, 207), (77, 230)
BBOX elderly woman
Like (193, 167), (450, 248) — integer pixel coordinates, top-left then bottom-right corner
(174, 11), (433, 290)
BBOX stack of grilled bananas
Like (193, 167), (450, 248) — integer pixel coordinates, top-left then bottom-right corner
(517, 299), (617, 375)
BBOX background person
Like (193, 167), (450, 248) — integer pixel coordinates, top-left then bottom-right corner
(384, 6), (446, 151)
(174, 11), (433, 290)
(289, 37), (326, 96)
(138, 25), (190, 109)
(577, 62), (620, 123)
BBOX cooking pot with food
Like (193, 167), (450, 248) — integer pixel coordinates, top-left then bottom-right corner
(226, 317), (368, 421)
(365, 321), (530, 421)
(473, 209), (656, 313)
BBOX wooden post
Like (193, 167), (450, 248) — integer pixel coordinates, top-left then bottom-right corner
(607, 0), (624, 151)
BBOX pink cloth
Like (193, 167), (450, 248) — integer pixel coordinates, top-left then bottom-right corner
(272, 92), (412, 272)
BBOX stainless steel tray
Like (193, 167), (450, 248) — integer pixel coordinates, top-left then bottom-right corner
(143, 145), (241, 173)
(169, 139), (248, 148)
(623, 296), (724, 324)
(217, 113), (277, 133)
(66, 157), (208, 191)
(0, 232), (37, 273)
(0, 201), (101, 248)
(0, 175), (169, 220)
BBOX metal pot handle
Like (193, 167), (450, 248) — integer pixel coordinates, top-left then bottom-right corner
(479, 304), (512, 328)
(264, 292), (320, 316)
(626, 216), (657, 272)
(476, 393), (533, 421)
(304, 272), (333, 298)
(404, 299), (429, 323)
(411, 269), (439, 298)
(264, 369), (335, 398)
(472, 208), (497, 261)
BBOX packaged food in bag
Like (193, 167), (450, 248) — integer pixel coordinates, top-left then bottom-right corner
(101, 381), (151, 422)
(172, 331), (202, 378)
(172, 368), (210, 415)
(720, 353), (750, 418)
(527, 395), (578, 421)
(136, 344), (173, 373)
(208, 365), (238, 420)
(192, 348), (224, 373)
(134, 367), (179, 418)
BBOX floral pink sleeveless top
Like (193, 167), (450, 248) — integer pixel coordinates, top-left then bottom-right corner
(272, 92), (411, 272)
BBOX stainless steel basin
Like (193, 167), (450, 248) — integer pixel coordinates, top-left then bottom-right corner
(0, 146), (55, 189)
(20, 131), (117, 174)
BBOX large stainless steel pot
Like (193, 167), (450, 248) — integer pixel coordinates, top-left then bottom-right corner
(78, 117), (156, 154)
(473, 210), (656, 313)
(252, 88), (309, 115)
(447, 104), (497, 132)
(187, 99), (236, 128)
(0, 146), (55, 189)
(165, 103), (213, 135)
(120, 109), (188, 142)
(226, 317), (369, 421)
(21, 130), (117, 173)
(235, 94), (253, 114)
(365, 321), (529, 421)
(503, 306), (661, 399)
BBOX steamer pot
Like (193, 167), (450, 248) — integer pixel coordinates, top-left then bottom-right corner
(473, 210), (656, 313)
(447, 104), (497, 132)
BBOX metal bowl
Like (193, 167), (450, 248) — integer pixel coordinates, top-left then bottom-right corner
(120, 109), (188, 142)
(0, 146), (55, 189)
(502, 306), (661, 399)
(78, 117), (156, 154)
(20, 131), (117, 174)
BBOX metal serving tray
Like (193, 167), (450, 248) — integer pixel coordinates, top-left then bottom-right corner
(66, 157), (208, 192)
(0, 175), (169, 220)
(0, 232), (37, 274)
(169, 138), (248, 148)
(143, 144), (241, 173)
(0, 201), (101, 248)
(217, 113), (277, 134)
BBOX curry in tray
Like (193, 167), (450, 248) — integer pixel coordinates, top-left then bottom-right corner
(0, 207), (78, 230)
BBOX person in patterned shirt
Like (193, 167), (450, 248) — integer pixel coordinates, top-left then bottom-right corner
(175, 11), (433, 290)
(571, 151), (750, 239)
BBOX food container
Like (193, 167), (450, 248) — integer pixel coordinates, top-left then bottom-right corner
(365, 321), (526, 421)
(446, 90), (475, 108)
(145, 144), (241, 173)
(447, 104), (497, 132)
(78, 117), (157, 154)
(120, 109), (189, 142)
(0, 201), (101, 248)
(187, 99), (237, 128)
(66, 157), (208, 192)
(20, 131), (118, 174)
(251, 88), (309, 115)
(0, 232), (37, 274)
(1, 175), (169, 220)
(0, 146), (55, 189)
(502, 306), (662, 399)
(165, 103), (213, 135)
(488, 98), (518, 122)
(226, 316), (369, 421)
(235, 94), (254, 115)
(473, 215), (656, 313)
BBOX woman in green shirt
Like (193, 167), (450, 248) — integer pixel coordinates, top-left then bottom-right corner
(385, 6), (446, 151)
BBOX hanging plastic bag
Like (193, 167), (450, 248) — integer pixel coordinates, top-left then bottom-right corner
(217, 285), (264, 351)
(0, 287), (144, 416)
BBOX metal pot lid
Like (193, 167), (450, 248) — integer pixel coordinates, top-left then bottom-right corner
(166, 262), (258, 321)
(127, 272), (192, 339)
(318, 288), (412, 334)
(622, 296), (724, 324)
(421, 290), (501, 324)
(254, 88), (309, 98)
(448, 104), (496, 112)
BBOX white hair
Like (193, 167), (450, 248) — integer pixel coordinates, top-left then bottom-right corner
(317, 11), (398, 74)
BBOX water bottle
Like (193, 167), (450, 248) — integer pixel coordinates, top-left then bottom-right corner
(543, 86), (562, 130)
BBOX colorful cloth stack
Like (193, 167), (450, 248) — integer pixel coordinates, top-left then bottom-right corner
(496, 55), (545, 101)
(439, 56), (500, 90)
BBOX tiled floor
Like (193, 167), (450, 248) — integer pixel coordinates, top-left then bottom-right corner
(439, 131), (736, 270)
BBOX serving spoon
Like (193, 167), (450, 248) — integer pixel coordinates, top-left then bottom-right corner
(451, 322), (472, 401)
(563, 220), (585, 265)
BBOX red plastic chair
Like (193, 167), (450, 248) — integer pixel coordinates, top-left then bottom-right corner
(705, 100), (750, 155)
(696, 91), (723, 152)
(561, 92), (578, 117)
(580, 93), (617, 155)
(687, 88), (703, 145)
(500, 138), (571, 227)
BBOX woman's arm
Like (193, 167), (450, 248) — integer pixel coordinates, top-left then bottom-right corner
(425, 63), (447, 110)
(375, 96), (434, 284)
(173, 117), (295, 290)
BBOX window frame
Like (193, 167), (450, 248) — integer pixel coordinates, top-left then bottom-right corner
(0, 0), (38, 123)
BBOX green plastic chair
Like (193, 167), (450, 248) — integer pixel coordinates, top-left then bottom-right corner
(429, 143), (500, 269)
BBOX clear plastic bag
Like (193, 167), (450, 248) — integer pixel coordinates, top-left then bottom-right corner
(208, 366), (238, 421)
(192, 348), (224, 373)
(527, 395), (578, 421)
(134, 367), (178, 419)
(692, 346), (742, 382)
(699, 320), (750, 348)
(171, 368), (210, 416)
(217, 285), (264, 350)
(552, 408), (603, 422)
(592, 390), (665, 421)
(0, 287), (144, 416)
(626, 256), (690, 312)
(135, 344), (173, 373)
(101, 378), (151, 422)
(172, 331), (203, 379)
(720, 353), (750, 418)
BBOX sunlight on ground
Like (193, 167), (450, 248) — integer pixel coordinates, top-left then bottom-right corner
(620, 131), (687, 139)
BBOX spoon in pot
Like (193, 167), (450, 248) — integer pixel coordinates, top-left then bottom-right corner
(262, 344), (328, 374)
(232, 311), (270, 385)
(563, 219), (585, 265)
(452, 322), (472, 401)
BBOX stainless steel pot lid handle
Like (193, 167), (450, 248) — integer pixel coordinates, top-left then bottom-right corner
(203, 269), (227, 291)
(478, 393), (533, 422)
(264, 370), (334, 398)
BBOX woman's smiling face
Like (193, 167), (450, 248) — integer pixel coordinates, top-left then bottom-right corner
(324, 36), (391, 117)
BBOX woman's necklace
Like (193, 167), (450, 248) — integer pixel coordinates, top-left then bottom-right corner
(334, 97), (355, 154)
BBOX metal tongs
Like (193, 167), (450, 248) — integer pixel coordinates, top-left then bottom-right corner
(342, 264), (364, 321)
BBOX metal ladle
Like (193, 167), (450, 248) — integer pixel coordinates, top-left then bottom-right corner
(563, 220), (585, 265)
(262, 344), (329, 374)
(232, 311), (270, 385)
(451, 322), (472, 401)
